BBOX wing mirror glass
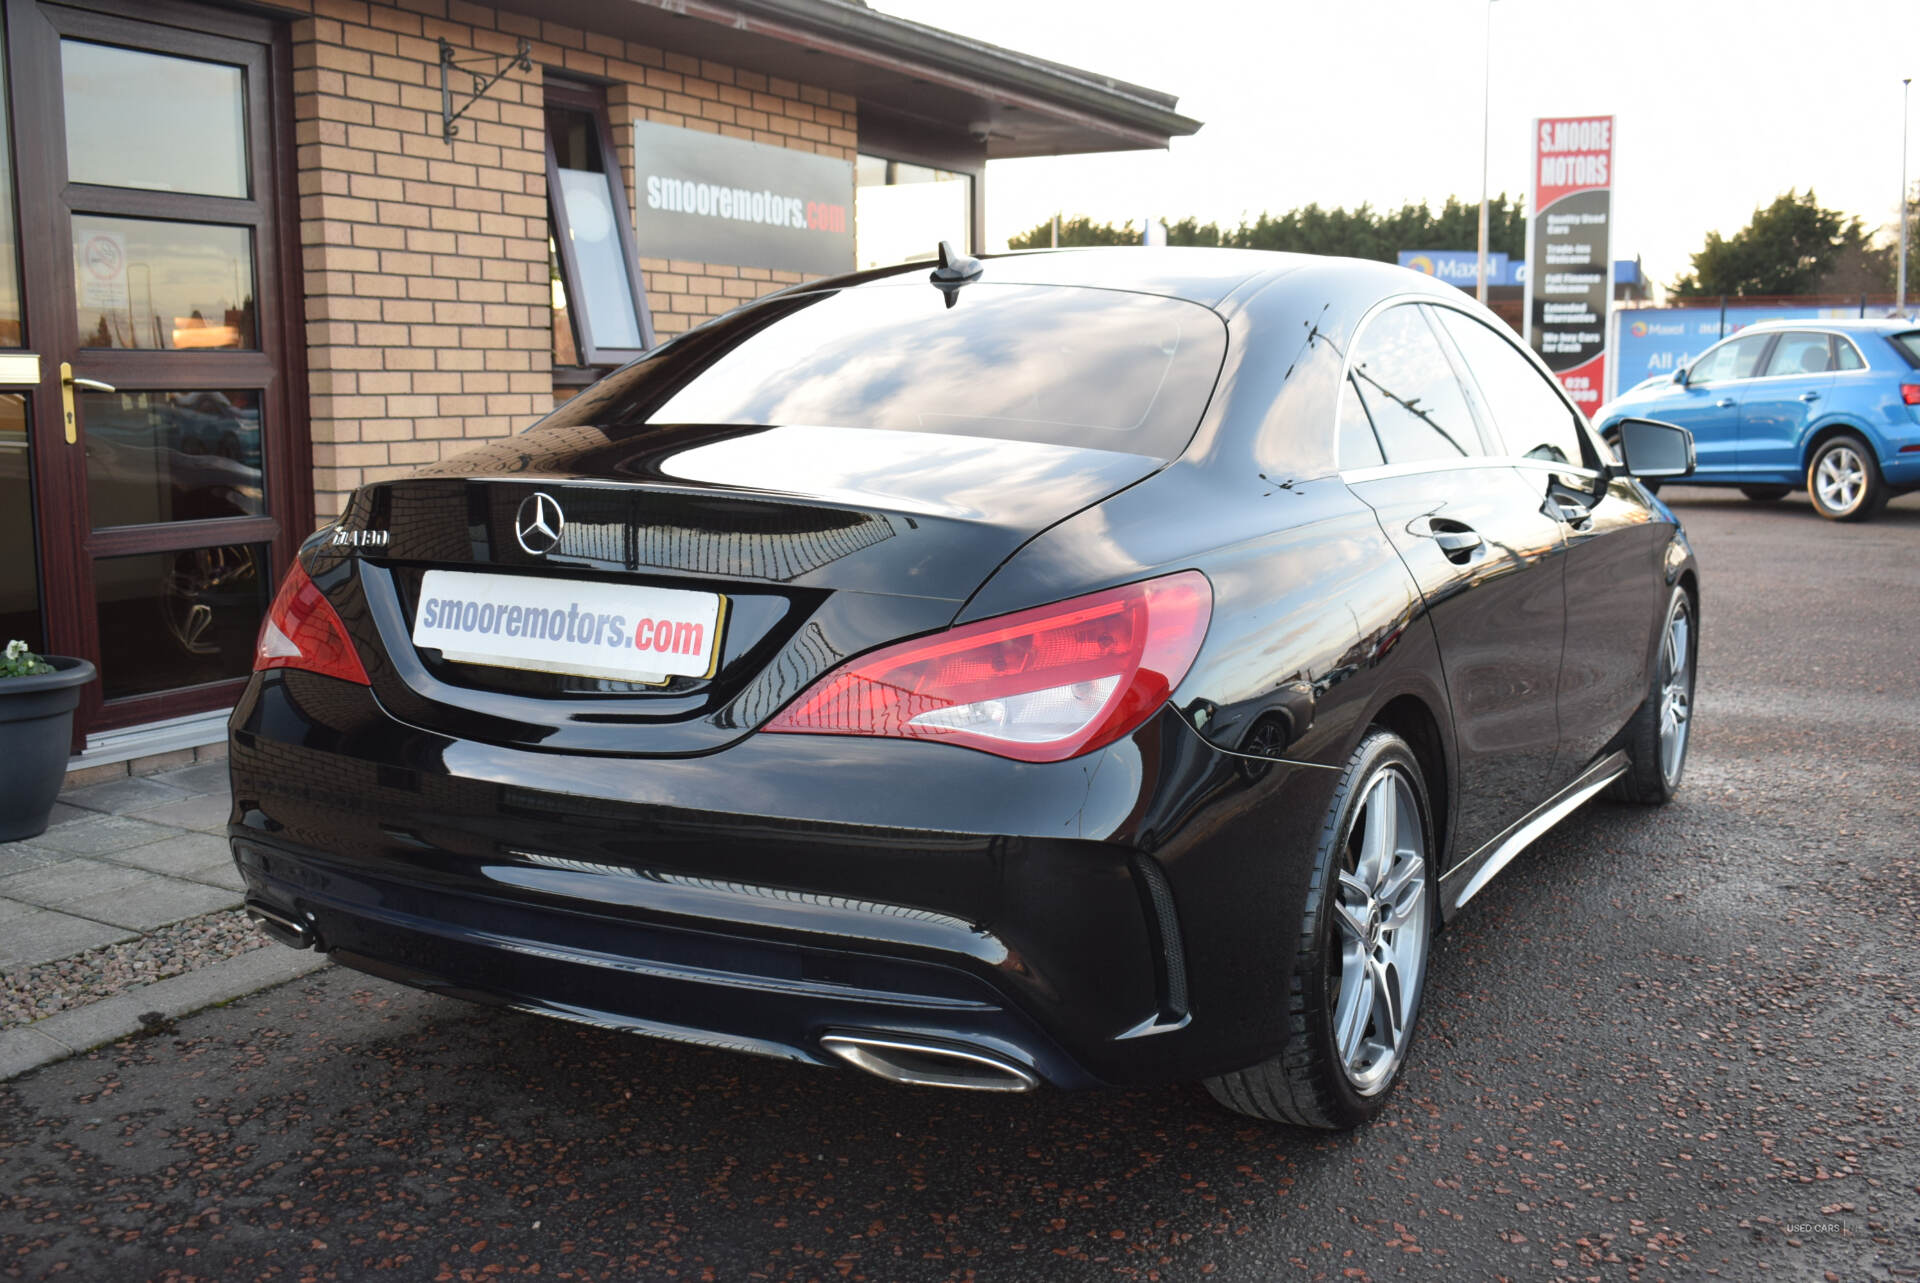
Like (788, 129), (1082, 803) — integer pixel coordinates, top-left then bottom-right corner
(1671, 365), (1689, 385)
(1615, 417), (1695, 478)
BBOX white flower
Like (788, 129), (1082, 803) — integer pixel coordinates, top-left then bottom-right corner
(4, 640), (24, 661)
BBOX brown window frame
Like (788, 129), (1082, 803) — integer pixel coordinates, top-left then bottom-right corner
(545, 79), (653, 370)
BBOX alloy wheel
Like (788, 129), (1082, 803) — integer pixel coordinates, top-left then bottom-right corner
(1659, 594), (1693, 787)
(1814, 445), (1866, 516)
(1330, 766), (1429, 1096)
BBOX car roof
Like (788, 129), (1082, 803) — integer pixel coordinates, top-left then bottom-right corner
(1733, 316), (1917, 334)
(817, 245), (1459, 314)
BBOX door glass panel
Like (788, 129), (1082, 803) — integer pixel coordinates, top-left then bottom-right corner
(1762, 332), (1832, 376)
(0, 396), (41, 649)
(83, 389), (264, 528)
(62, 41), (248, 199)
(1350, 305), (1487, 465)
(72, 215), (255, 350)
(0, 38), (21, 345)
(93, 542), (267, 700)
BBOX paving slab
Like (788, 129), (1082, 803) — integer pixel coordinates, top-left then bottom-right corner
(155, 761), (232, 797)
(42, 802), (93, 829)
(0, 842), (75, 878)
(124, 793), (231, 834)
(0, 947), (331, 1081)
(94, 831), (239, 889)
(0, 861), (237, 930)
(0, 903), (134, 970)
(58, 775), (192, 816)
(25, 814), (179, 857)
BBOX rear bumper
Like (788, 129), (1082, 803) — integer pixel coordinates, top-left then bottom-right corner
(227, 670), (1334, 1087)
(233, 831), (1092, 1084)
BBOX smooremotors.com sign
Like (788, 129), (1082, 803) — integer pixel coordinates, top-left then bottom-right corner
(634, 121), (854, 276)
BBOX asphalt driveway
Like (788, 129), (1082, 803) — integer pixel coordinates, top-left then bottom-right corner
(2, 487), (1917, 1281)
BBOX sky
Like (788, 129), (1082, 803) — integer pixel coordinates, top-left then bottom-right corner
(871, 0), (1916, 294)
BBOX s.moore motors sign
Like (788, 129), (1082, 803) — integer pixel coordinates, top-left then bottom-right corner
(1523, 115), (1614, 416)
(633, 121), (854, 277)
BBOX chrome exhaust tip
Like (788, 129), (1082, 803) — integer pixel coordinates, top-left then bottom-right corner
(819, 1033), (1039, 1092)
(245, 899), (315, 950)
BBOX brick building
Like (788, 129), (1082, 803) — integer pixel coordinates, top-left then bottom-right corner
(0, 0), (1197, 772)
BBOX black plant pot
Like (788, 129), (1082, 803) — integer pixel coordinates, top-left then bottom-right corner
(0, 657), (97, 842)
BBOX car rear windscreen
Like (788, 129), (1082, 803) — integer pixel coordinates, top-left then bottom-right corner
(540, 283), (1228, 460)
(1890, 331), (1920, 368)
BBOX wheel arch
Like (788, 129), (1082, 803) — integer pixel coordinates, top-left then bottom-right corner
(1801, 418), (1880, 472)
(1367, 693), (1451, 873)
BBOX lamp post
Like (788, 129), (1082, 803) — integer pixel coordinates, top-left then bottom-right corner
(1900, 77), (1911, 316)
(1476, 0), (1496, 304)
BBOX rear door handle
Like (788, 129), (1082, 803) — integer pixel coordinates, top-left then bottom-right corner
(1433, 528), (1483, 556)
(1798, 391), (1821, 402)
(1407, 515), (1483, 561)
(1715, 398), (1736, 408)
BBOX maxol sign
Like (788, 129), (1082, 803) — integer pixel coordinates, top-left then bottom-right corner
(1397, 250), (1523, 288)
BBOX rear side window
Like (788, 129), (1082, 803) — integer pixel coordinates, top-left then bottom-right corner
(541, 283), (1228, 460)
(1764, 331), (1833, 376)
(1888, 332), (1920, 368)
(1833, 336), (1866, 370)
(1336, 372), (1384, 469)
(1348, 304), (1486, 465)
(1687, 333), (1771, 384)
(1431, 307), (1586, 467)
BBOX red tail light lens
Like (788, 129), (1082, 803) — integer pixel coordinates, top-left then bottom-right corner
(254, 562), (370, 685)
(1901, 383), (1920, 407)
(765, 571), (1212, 762)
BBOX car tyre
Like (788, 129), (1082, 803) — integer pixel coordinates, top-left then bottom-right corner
(1739, 485), (1791, 502)
(1610, 586), (1695, 805)
(1203, 728), (1436, 1129)
(1806, 434), (1888, 522)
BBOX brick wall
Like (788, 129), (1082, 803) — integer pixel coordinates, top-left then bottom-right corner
(263, 0), (857, 521)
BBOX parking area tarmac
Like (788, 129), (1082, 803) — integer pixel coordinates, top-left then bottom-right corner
(2, 486), (1917, 1281)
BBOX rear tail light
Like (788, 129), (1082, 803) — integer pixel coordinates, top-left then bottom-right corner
(254, 561), (370, 685)
(1900, 383), (1920, 406)
(765, 571), (1211, 762)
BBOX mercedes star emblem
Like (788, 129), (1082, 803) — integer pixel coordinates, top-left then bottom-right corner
(514, 491), (565, 556)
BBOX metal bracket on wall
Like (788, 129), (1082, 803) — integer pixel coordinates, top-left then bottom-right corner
(437, 37), (532, 141)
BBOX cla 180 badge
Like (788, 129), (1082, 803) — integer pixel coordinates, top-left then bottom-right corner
(332, 528), (389, 547)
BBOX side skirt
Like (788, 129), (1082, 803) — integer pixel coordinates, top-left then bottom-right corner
(1438, 750), (1630, 919)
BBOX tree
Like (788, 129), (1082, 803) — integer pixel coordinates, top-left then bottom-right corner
(1006, 215), (1144, 249)
(1008, 195), (1527, 261)
(1671, 189), (1895, 297)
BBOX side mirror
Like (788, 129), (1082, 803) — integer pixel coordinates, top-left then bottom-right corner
(1615, 417), (1695, 478)
(1671, 366), (1689, 386)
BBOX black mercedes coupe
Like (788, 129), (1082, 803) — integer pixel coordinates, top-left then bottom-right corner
(231, 246), (1700, 1128)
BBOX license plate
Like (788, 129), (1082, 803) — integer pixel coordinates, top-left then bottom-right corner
(412, 569), (725, 684)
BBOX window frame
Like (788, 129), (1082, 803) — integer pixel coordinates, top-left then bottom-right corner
(1427, 301), (1596, 470)
(1346, 301), (1496, 468)
(1686, 331), (1775, 386)
(1336, 294), (1610, 483)
(544, 79), (653, 370)
(1760, 330), (1836, 378)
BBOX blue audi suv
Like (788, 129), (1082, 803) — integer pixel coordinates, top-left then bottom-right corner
(1594, 318), (1920, 520)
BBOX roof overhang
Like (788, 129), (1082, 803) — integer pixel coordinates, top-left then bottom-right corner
(497, 0), (1202, 158)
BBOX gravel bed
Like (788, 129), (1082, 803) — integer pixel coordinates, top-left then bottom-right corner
(1, 908), (269, 1029)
